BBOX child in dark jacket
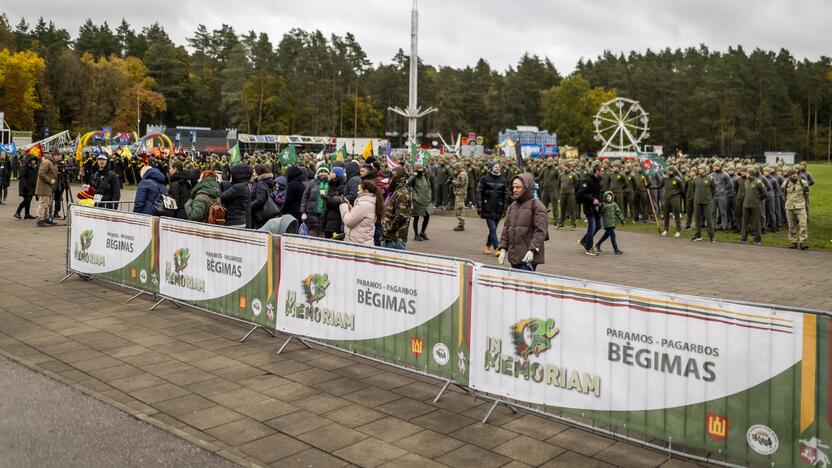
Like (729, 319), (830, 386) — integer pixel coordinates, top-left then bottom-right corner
(596, 191), (626, 255)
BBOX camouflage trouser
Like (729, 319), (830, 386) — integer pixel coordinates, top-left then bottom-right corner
(454, 193), (465, 225)
(786, 207), (808, 246)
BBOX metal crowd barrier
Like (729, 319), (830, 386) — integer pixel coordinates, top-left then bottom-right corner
(61, 203), (830, 467)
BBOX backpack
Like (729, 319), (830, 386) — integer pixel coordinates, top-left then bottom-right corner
(151, 183), (177, 217)
(574, 176), (591, 204)
(198, 193), (226, 225)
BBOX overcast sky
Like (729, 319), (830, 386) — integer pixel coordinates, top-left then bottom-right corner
(5, 0), (831, 72)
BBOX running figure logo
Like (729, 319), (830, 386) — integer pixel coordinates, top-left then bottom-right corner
(511, 318), (559, 359)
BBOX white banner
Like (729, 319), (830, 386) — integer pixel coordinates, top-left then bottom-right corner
(469, 266), (804, 412)
(69, 205), (155, 290)
(277, 236), (462, 341)
(158, 218), (269, 302)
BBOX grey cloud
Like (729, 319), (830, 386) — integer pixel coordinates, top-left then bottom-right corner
(4, 0), (830, 72)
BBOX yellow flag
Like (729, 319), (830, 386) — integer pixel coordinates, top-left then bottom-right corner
(361, 140), (373, 159)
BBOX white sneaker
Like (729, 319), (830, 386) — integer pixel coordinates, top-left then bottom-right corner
(674, 232), (680, 238)
(661, 231), (668, 237)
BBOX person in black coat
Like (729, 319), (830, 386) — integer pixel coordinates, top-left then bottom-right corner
(89, 155), (121, 208)
(0, 153), (11, 204)
(14, 155), (38, 219)
(476, 162), (509, 254)
(321, 166), (346, 239)
(343, 160), (362, 203)
(167, 161), (194, 219)
(250, 164), (276, 229)
(576, 163), (604, 255)
(221, 163), (253, 228)
(282, 166), (306, 223)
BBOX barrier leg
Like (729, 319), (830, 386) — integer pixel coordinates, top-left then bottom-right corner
(482, 400), (500, 424)
(276, 335), (312, 354)
(59, 272), (75, 284)
(240, 325), (277, 343)
(126, 291), (145, 304)
(433, 379), (452, 403)
(480, 398), (517, 424)
(149, 297), (167, 311)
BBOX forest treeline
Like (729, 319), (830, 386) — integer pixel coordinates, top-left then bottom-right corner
(0, 16), (830, 157)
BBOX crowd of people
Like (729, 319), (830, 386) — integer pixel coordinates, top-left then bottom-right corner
(0, 147), (818, 269)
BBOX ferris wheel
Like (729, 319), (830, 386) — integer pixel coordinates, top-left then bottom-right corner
(593, 97), (650, 154)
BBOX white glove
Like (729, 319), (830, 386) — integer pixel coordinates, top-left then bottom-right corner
(497, 249), (507, 265)
(301, 213), (307, 221)
(522, 250), (534, 263)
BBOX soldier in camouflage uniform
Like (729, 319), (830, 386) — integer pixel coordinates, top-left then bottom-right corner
(538, 158), (559, 225)
(452, 163), (469, 231)
(558, 162), (579, 229)
(683, 165), (695, 229)
(382, 168), (412, 250)
(691, 165), (716, 242)
(781, 167), (810, 249)
(740, 168), (767, 245)
(660, 166), (685, 237)
(608, 162), (627, 218)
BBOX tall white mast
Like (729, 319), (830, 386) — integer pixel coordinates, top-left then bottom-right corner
(389, 0), (437, 146)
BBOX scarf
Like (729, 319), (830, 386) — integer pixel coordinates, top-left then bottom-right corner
(315, 180), (329, 214)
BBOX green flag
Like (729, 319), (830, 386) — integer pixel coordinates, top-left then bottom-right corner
(410, 144), (429, 165)
(636, 149), (667, 176)
(279, 145), (297, 165)
(228, 143), (241, 164)
(330, 144), (348, 161)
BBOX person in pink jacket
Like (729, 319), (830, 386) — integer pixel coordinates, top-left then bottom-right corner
(339, 180), (383, 246)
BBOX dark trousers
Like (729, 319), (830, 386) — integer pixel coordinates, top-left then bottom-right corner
(662, 198), (682, 233)
(727, 196), (737, 229)
(741, 206), (762, 242)
(373, 222), (382, 246)
(559, 194), (577, 227)
(511, 262), (536, 271)
(540, 191), (558, 224)
(712, 196), (728, 230)
(694, 203), (714, 239)
(485, 218), (499, 248)
(684, 197), (694, 227)
(581, 210), (602, 249)
(596, 227), (619, 251)
(16, 194), (33, 216)
(53, 185), (64, 217)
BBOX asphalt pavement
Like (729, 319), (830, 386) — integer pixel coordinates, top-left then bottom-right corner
(0, 355), (238, 468)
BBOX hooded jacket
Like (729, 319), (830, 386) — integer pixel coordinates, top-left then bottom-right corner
(282, 166), (306, 222)
(133, 167), (167, 215)
(499, 173), (548, 265)
(407, 170), (433, 216)
(168, 170), (195, 219)
(251, 172), (275, 211)
(600, 191), (626, 229)
(339, 192), (377, 246)
(343, 161), (362, 203)
(185, 177), (221, 222)
(221, 163), (253, 227)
